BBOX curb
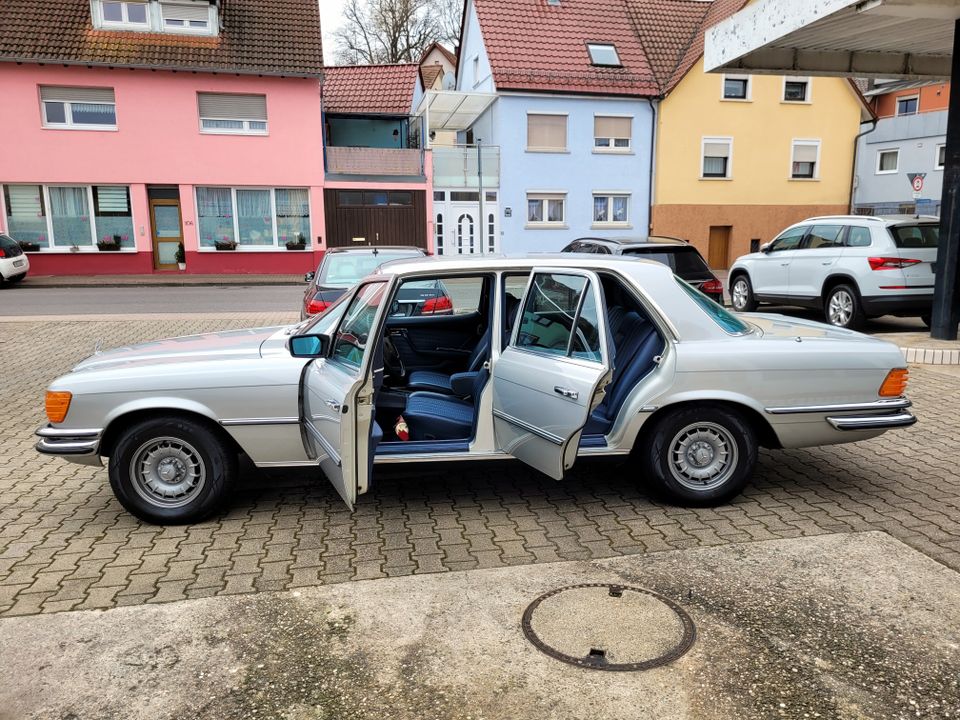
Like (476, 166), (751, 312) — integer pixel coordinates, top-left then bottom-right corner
(903, 347), (960, 365)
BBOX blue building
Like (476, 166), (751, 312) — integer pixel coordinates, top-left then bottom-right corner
(453, 0), (658, 253)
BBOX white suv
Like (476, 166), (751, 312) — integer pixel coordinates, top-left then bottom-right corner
(728, 215), (939, 329)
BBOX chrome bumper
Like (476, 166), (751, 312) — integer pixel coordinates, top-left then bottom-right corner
(826, 411), (917, 431)
(35, 426), (103, 466)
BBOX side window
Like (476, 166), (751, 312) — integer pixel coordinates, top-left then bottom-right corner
(769, 226), (807, 252)
(594, 244), (612, 254)
(514, 273), (601, 361)
(392, 276), (484, 317)
(804, 224), (844, 249)
(332, 282), (387, 369)
(846, 227), (872, 247)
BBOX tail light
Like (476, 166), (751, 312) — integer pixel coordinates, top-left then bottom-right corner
(421, 295), (453, 314)
(868, 256), (921, 271)
(701, 279), (723, 294)
(0, 248), (6, 258)
(45, 391), (72, 423)
(306, 297), (331, 315)
(879, 368), (909, 397)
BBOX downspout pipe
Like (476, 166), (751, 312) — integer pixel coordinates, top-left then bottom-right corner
(646, 97), (658, 234)
(850, 119), (878, 213)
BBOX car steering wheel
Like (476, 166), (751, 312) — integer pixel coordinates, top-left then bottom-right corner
(383, 336), (405, 377)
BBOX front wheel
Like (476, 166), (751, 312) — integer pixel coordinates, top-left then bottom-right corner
(638, 405), (758, 506)
(108, 416), (237, 524)
(824, 284), (865, 329)
(730, 274), (757, 312)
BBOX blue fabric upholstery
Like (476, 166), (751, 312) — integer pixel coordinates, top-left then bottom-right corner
(449, 371), (480, 398)
(404, 370), (489, 440)
(584, 310), (664, 436)
(406, 326), (491, 394)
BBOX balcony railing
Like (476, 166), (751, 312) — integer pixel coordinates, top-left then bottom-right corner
(432, 144), (500, 189)
(326, 147), (424, 177)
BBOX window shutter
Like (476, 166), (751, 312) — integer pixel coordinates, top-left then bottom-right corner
(594, 116), (630, 139)
(39, 86), (115, 103)
(95, 186), (130, 213)
(793, 143), (818, 163)
(527, 114), (567, 150)
(161, 2), (210, 21)
(703, 141), (731, 158)
(7, 185), (43, 216)
(197, 93), (268, 121)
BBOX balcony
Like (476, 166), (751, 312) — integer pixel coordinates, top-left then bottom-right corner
(326, 146), (424, 177)
(432, 144), (500, 189)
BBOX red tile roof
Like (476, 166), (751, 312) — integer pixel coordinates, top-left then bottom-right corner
(472, 0), (659, 97)
(323, 64), (421, 115)
(0, 0), (323, 77)
(421, 64), (445, 89)
(420, 42), (458, 66)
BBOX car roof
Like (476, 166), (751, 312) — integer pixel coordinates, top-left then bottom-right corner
(373, 253), (676, 279)
(573, 235), (689, 248)
(791, 214), (939, 227)
(325, 246), (426, 255)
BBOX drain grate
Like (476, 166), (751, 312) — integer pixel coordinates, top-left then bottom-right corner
(521, 583), (696, 672)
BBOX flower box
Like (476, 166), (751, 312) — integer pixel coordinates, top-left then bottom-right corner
(215, 240), (238, 251)
(96, 242), (122, 251)
(285, 242), (307, 251)
(18, 241), (41, 252)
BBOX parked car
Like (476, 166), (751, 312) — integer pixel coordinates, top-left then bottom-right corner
(728, 215), (939, 329)
(37, 255), (916, 524)
(0, 234), (30, 286)
(301, 246), (427, 318)
(561, 236), (724, 304)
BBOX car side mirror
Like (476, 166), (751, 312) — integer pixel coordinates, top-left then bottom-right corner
(304, 271), (315, 283)
(760, 243), (772, 254)
(289, 333), (331, 358)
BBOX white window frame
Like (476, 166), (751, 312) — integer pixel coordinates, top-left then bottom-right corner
(701, 136), (733, 180)
(525, 192), (567, 228)
(593, 113), (632, 153)
(875, 148), (900, 175)
(790, 138), (822, 181)
(586, 43), (621, 67)
(159, 1), (216, 35)
(97, 0), (150, 30)
(525, 112), (569, 153)
(721, 74), (751, 101)
(591, 192), (630, 228)
(92, 0), (218, 36)
(195, 187), (312, 251)
(782, 76), (812, 103)
(1, 183), (136, 252)
(40, 95), (117, 131)
(935, 143), (946, 171)
(197, 93), (269, 136)
(896, 94), (919, 116)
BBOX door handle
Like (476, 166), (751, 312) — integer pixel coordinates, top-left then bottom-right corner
(554, 386), (579, 399)
(821, 261), (832, 265)
(324, 400), (342, 412)
(780, 262), (790, 266)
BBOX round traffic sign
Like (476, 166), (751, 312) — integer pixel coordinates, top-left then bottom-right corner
(912, 175), (924, 192)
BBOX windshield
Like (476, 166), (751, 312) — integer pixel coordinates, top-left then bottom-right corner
(319, 251), (420, 287)
(622, 247), (710, 276)
(676, 277), (752, 335)
(888, 224), (939, 249)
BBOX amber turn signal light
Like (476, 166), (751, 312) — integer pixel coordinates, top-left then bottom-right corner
(879, 368), (908, 398)
(45, 391), (72, 423)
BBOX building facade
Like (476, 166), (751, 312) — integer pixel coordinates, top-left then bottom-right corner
(0, 0), (325, 276)
(854, 81), (950, 217)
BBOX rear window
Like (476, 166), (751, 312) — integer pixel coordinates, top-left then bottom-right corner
(676, 278), (751, 335)
(889, 224), (939, 249)
(623, 247), (710, 276)
(319, 251), (421, 287)
(0, 234), (20, 252)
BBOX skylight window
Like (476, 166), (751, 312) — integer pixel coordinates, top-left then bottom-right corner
(587, 43), (621, 67)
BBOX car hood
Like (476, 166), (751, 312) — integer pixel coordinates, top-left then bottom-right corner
(71, 326), (292, 372)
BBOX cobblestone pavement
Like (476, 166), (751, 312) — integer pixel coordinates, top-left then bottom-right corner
(1, 316), (959, 618)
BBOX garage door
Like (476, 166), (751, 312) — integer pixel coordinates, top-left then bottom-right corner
(324, 189), (426, 249)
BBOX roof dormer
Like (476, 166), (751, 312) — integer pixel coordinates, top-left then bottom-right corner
(92, 0), (218, 37)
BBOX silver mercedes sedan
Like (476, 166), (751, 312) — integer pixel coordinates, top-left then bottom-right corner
(36, 255), (916, 524)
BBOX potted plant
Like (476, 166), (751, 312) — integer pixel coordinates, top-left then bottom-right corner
(175, 242), (186, 271)
(285, 233), (306, 251)
(96, 235), (122, 251)
(214, 237), (237, 251)
(18, 240), (40, 252)
(69, 244), (80, 253)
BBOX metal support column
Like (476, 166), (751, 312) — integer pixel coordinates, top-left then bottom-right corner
(477, 139), (484, 254)
(931, 18), (960, 339)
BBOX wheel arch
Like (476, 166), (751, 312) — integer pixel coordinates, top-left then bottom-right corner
(637, 397), (781, 451)
(99, 401), (243, 459)
(820, 274), (861, 300)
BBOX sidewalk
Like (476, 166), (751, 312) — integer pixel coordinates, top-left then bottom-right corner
(20, 273), (304, 288)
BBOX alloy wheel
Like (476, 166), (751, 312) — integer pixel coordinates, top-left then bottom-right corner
(828, 289), (854, 327)
(129, 436), (206, 508)
(667, 422), (739, 491)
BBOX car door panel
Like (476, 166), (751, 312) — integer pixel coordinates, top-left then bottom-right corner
(492, 269), (611, 480)
(751, 225), (809, 298)
(788, 224), (845, 299)
(386, 312), (484, 372)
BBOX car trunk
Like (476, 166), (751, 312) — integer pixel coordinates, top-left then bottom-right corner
(888, 223), (939, 288)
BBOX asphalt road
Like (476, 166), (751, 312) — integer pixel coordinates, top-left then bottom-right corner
(1, 284), (307, 315)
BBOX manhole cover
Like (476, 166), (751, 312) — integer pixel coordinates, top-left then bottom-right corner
(521, 583), (696, 671)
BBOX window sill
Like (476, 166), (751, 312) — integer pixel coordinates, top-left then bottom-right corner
(42, 125), (118, 132)
(198, 246), (314, 252)
(875, 170), (899, 175)
(200, 130), (269, 137)
(524, 224), (568, 230)
(592, 149), (633, 155)
(720, 98), (752, 103)
(781, 100), (812, 105)
(699, 176), (733, 181)
(29, 247), (137, 254)
(525, 148), (570, 154)
(591, 223), (632, 229)
(788, 177), (820, 182)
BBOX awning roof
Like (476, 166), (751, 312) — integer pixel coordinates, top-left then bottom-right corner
(415, 90), (497, 133)
(704, 0), (958, 79)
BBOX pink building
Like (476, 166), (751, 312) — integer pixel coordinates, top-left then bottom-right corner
(0, 0), (325, 275)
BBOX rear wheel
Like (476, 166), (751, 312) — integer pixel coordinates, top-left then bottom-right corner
(920, 314), (932, 329)
(108, 416), (237, 524)
(824, 284), (865, 329)
(7, 272), (26, 284)
(730, 274), (757, 312)
(638, 405), (758, 506)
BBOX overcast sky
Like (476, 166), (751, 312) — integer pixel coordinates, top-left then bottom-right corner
(319, 0), (347, 66)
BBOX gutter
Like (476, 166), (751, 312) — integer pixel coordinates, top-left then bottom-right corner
(850, 119), (878, 212)
(646, 97), (658, 234)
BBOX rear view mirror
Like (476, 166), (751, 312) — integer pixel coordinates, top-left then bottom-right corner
(760, 243), (772, 254)
(289, 333), (331, 358)
(304, 271), (315, 283)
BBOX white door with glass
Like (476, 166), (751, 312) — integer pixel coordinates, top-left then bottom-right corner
(433, 190), (499, 255)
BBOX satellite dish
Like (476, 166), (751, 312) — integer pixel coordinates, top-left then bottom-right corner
(441, 71), (456, 90)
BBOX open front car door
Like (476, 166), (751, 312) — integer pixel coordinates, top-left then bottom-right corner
(492, 268), (612, 479)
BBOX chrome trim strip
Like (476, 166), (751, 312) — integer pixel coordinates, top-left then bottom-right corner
(254, 460), (320, 468)
(827, 412), (917, 431)
(578, 446), (631, 456)
(492, 409), (564, 446)
(765, 398), (911, 415)
(304, 421), (341, 466)
(35, 438), (99, 456)
(36, 426), (102, 438)
(220, 417), (300, 427)
(375, 450), (510, 464)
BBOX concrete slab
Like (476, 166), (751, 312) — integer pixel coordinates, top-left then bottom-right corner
(1, 532), (958, 720)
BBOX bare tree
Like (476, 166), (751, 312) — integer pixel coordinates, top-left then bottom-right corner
(333, 0), (444, 65)
(434, 0), (464, 51)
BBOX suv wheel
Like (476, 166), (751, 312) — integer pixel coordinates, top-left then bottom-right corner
(824, 284), (865, 330)
(730, 274), (757, 312)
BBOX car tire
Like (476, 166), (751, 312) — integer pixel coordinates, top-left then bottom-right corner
(730, 274), (757, 312)
(920, 314), (932, 329)
(108, 416), (237, 525)
(8, 273), (26, 284)
(638, 404), (758, 506)
(824, 284), (865, 329)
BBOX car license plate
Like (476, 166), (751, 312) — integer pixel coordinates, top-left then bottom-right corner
(931, 262), (937, 273)
(13, 259), (24, 268)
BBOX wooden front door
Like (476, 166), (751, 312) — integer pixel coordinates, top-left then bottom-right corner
(323, 189), (427, 249)
(707, 225), (732, 270)
(150, 199), (183, 270)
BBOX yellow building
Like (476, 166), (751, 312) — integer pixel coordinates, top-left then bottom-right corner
(634, 1), (874, 268)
